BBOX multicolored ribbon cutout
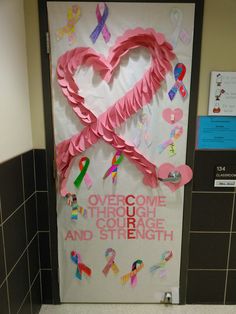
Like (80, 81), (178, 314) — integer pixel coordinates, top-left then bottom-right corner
(102, 248), (119, 276)
(74, 157), (92, 189)
(158, 126), (183, 155)
(90, 2), (111, 44)
(56, 5), (80, 45)
(168, 63), (188, 101)
(71, 250), (92, 280)
(150, 251), (173, 277)
(133, 112), (152, 148)
(65, 193), (87, 220)
(103, 151), (124, 184)
(121, 260), (144, 287)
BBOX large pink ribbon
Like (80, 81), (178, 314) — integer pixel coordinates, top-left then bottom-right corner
(56, 28), (175, 196)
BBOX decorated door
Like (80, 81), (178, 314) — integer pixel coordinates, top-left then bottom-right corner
(46, 1), (201, 303)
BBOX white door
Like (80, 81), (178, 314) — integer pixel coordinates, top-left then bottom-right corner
(46, 1), (199, 303)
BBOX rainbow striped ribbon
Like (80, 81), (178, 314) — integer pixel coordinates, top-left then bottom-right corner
(65, 193), (87, 220)
(121, 260), (144, 287)
(158, 126), (183, 154)
(71, 251), (92, 280)
(150, 250), (173, 274)
(103, 151), (124, 184)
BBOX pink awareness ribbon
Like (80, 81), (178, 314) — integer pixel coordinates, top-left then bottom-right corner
(56, 28), (175, 196)
(102, 248), (119, 276)
(90, 2), (111, 44)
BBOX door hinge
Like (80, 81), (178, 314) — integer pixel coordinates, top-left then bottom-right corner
(46, 32), (50, 54)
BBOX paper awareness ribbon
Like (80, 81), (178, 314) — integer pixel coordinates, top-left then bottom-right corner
(56, 5), (80, 45)
(65, 193), (87, 220)
(71, 251), (92, 280)
(168, 63), (188, 101)
(74, 157), (92, 189)
(121, 260), (144, 287)
(90, 2), (111, 43)
(150, 250), (173, 275)
(103, 151), (124, 184)
(133, 112), (152, 148)
(170, 8), (191, 47)
(158, 125), (183, 154)
(102, 248), (119, 276)
(56, 28), (175, 196)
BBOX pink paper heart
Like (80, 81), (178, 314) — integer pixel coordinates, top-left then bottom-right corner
(162, 108), (183, 124)
(158, 163), (193, 191)
(56, 28), (176, 195)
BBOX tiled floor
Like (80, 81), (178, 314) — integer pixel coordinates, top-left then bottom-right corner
(40, 304), (236, 314)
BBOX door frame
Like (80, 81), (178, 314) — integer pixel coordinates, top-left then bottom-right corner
(38, 0), (204, 304)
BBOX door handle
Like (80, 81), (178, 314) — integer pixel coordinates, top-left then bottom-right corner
(159, 171), (182, 184)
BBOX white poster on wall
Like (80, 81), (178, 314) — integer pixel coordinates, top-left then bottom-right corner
(47, 1), (195, 303)
(208, 71), (236, 116)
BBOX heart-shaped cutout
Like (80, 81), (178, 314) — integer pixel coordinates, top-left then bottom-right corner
(158, 163), (193, 191)
(162, 108), (183, 124)
(56, 28), (176, 195)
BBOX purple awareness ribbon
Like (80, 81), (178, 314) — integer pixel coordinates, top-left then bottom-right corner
(90, 2), (111, 44)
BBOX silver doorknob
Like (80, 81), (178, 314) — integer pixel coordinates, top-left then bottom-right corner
(159, 171), (182, 184)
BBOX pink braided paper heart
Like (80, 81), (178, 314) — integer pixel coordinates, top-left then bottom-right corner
(56, 28), (175, 196)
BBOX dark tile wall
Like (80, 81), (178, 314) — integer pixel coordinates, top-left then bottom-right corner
(0, 149), (52, 313)
(187, 150), (236, 304)
(2, 148), (235, 307)
(35, 149), (53, 304)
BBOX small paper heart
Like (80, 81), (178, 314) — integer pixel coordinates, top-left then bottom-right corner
(158, 163), (193, 191)
(162, 108), (183, 124)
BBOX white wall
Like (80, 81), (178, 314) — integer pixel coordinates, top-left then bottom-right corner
(24, 0), (45, 149)
(0, 0), (33, 162)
